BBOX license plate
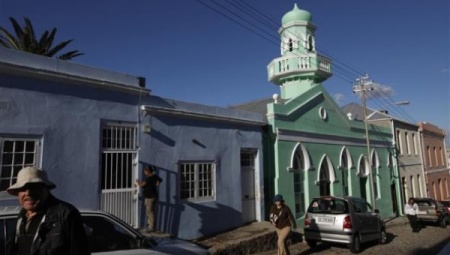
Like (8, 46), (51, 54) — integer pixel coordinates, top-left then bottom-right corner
(317, 217), (334, 224)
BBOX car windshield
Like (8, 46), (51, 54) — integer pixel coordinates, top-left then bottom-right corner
(307, 198), (349, 214)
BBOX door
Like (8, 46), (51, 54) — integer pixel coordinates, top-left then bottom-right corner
(391, 183), (398, 216)
(241, 150), (257, 223)
(100, 122), (138, 227)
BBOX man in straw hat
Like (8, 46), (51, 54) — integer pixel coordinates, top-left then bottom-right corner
(5, 166), (90, 255)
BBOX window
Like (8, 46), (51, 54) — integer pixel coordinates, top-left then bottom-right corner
(101, 123), (137, 190)
(371, 153), (379, 199)
(417, 174), (422, 197)
(440, 147), (444, 166)
(83, 215), (139, 252)
(412, 133), (418, 155)
(293, 150), (305, 218)
(397, 130), (403, 155)
(410, 175), (415, 197)
(180, 162), (216, 201)
(0, 138), (40, 191)
(434, 147), (438, 167)
(341, 151), (350, 196)
(427, 146), (432, 166)
(405, 132), (411, 155)
(288, 38), (293, 52)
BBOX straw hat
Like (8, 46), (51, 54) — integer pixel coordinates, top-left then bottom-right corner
(7, 167), (56, 195)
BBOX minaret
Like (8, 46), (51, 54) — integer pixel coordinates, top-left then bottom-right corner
(267, 4), (332, 99)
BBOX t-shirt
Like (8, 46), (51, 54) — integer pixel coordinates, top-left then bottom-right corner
(142, 175), (163, 198)
(17, 212), (45, 255)
(404, 203), (418, 215)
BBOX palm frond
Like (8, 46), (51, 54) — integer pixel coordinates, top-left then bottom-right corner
(1, 17), (83, 60)
(58, 50), (84, 60)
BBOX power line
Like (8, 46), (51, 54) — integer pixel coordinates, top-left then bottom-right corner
(195, 0), (357, 84)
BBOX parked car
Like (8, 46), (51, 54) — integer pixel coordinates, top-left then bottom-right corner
(438, 200), (450, 215)
(0, 206), (209, 255)
(303, 196), (386, 254)
(413, 197), (449, 228)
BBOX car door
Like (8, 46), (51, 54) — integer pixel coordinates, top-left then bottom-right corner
(352, 200), (376, 242)
(364, 202), (379, 240)
(0, 216), (18, 254)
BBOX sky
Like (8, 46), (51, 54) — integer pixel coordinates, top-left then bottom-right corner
(1, 0), (449, 134)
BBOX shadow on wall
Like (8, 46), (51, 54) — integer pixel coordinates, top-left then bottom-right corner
(188, 202), (241, 238)
(137, 163), (241, 239)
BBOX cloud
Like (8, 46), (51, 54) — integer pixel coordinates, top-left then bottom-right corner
(441, 68), (449, 73)
(334, 93), (345, 105)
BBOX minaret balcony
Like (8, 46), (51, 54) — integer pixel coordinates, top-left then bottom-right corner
(267, 53), (332, 84)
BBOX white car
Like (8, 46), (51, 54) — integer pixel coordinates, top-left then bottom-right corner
(0, 206), (209, 255)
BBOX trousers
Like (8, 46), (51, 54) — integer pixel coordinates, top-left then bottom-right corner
(275, 226), (291, 255)
(144, 198), (157, 230)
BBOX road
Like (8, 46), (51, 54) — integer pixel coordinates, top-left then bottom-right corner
(255, 223), (450, 255)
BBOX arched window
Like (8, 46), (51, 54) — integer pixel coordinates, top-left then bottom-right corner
(318, 155), (336, 196)
(307, 35), (314, 52)
(340, 148), (353, 196)
(371, 151), (380, 199)
(288, 143), (311, 218)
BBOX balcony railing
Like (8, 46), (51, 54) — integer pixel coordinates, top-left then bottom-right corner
(268, 53), (332, 82)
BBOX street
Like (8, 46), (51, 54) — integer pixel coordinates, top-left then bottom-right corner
(256, 224), (450, 255)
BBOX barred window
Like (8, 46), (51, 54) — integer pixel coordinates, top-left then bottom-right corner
(0, 138), (40, 191)
(180, 162), (216, 201)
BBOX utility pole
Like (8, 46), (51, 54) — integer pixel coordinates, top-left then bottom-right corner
(353, 74), (376, 210)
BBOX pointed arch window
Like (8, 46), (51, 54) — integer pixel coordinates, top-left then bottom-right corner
(340, 148), (353, 196)
(307, 35), (314, 52)
(318, 155), (336, 196)
(288, 143), (311, 218)
(371, 151), (380, 199)
(358, 155), (369, 177)
(293, 150), (305, 218)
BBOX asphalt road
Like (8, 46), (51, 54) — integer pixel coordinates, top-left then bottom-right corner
(254, 223), (450, 255)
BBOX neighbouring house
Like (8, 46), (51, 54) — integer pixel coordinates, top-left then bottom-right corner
(231, 4), (396, 226)
(0, 46), (266, 240)
(343, 103), (425, 215)
(418, 122), (450, 200)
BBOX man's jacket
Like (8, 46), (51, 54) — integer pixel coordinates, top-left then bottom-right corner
(6, 195), (91, 255)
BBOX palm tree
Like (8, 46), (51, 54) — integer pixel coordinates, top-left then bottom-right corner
(0, 17), (83, 60)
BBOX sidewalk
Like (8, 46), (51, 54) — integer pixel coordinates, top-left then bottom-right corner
(195, 216), (410, 255)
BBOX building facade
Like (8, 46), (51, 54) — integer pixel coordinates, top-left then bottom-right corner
(234, 4), (398, 225)
(342, 104), (426, 215)
(0, 47), (265, 240)
(418, 122), (450, 200)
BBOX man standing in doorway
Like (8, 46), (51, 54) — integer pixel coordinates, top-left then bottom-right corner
(136, 165), (162, 233)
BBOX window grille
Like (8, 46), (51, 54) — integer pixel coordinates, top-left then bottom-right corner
(180, 162), (215, 201)
(0, 138), (40, 191)
(100, 122), (138, 226)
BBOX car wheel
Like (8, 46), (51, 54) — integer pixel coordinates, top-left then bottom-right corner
(305, 239), (317, 248)
(379, 228), (387, 244)
(349, 234), (361, 254)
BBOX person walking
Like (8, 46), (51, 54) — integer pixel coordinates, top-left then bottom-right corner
(136, 165), (163, 232)
(269, 194), (297, 255)
(5, 166), (91, 255)
(405, 197), (419, 232)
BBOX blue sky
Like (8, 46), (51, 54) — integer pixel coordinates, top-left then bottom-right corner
(1, 0), (449, 133)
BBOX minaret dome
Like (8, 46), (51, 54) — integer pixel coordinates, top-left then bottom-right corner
(281, 3), (312, 24)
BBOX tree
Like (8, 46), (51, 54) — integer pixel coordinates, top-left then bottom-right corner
(0, 17), (83, 60)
